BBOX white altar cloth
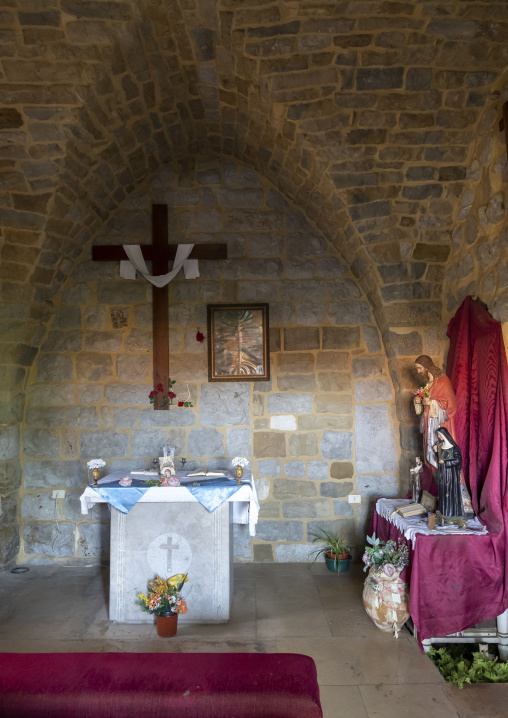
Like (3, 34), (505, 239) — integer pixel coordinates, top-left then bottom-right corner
(376, 498), (487, 548)
(80, 470), (259, 536)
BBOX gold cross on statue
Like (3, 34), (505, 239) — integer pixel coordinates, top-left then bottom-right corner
(92, 204), (227, 409)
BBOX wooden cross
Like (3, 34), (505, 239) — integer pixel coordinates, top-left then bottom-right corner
(92, 204), (227, 409)
(499, 101), (508, 156)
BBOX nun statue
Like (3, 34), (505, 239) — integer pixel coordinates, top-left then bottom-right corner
(433, 427), (464, 517)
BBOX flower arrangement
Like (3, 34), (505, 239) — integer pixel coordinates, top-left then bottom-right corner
(362, 533), (409, 576)
(413, 385), (430, 398)
(137, 573), (188, 616)
(87, 459), (105, 470)
(232, 457), (249, 469)
(149, 381), (193, 408)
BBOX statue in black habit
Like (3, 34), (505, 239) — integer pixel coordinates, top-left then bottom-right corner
(433, 427), (464, 517)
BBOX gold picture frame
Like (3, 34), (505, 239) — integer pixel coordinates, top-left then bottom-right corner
(207, 304), (270, 382)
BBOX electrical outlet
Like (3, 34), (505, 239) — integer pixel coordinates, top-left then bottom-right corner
(52, 490), (65, 499)
(348, 494), (361, 504)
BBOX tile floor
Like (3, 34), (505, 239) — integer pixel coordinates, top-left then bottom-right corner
(1, 561), (507, 717)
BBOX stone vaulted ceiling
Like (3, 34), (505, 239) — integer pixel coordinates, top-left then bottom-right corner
(1, 0), (508, 410)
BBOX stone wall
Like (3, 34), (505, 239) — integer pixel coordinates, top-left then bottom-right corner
(17, 156), (399, 564)
(444, 82), (508, 325)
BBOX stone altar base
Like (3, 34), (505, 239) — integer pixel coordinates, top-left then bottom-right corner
(109, 501), (233, 624)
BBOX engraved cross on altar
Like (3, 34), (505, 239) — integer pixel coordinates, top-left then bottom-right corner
(92, 204), (227, 409)
(160, 536), (179, 571)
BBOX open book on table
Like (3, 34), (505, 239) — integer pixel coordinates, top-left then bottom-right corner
(395, 491), (437, 518)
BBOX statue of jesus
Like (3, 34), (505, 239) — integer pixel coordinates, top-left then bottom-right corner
(413, 354), (474, 517)
(413, 355), (458, 474)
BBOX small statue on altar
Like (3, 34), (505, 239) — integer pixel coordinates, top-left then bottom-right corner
(433, 428), (464, 517)
(409, 456), (423, 504)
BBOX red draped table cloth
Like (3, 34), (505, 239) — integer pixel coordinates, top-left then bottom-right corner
(371, 499), (506, 647)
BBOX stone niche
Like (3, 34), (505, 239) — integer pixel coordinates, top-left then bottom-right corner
(20, 156), (399, 565)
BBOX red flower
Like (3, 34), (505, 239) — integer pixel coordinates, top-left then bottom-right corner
(156, 383), (164, 393)
(418, 392), (426, 397)
(149, 390), (157, 399)
(168, 391), (176, 399)
(196, 331), (205, 342)
(178, 401), (184, 407)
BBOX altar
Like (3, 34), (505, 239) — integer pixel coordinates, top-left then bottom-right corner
(80, 470), (259, 624)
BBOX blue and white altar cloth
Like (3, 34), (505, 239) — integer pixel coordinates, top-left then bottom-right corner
(79, 470), (260, 536)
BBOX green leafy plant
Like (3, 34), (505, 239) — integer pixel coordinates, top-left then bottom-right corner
(362, 533), (409, 574)
(429, 646), (508, 689)
(309, 528), (351, 565)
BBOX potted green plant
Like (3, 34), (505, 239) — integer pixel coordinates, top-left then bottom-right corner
(309, 528), (352, 573)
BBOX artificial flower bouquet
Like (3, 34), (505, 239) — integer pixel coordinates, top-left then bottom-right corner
(362, 533), (409, 578)
(149, 380), (193, 408)
(137, 574), (188, 616)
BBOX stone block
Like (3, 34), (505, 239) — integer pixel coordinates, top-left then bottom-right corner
(354, 380), (393, 402)
(259, 502), (281, 520)
(255, 478), (270, 501)
(295, 303), (326, 325)
(233, 524), (252, 559)
(247, 234), (283, 257)
(80, 430), (128, 459)
(23, 429), (59, 459)
(283, 500), (331, 519)
(112, 408), (138, 428)
(21, 493), (59, 520)
(288, 434), (318, 457)
(42, 331), (83, 352)
(0, 524), (19, 565)
(256, 521), (303, 542)
(355, 405), (397, 473)
(306, 518), (355, 544)
(387, 330), (422, 356)
(320, 480), (353, 498)
(274, 479), (317, 500)
(384, 302), (442, 327)
(315, 394), (352, 415)
(253, 394), (264, 417)
(270, 415), (296, 431)
(105, 384), (153, 405)
(77, 523), (110, 557)
(277, 374), (316, 392)
(52, 306), (81, 330)
(279, 279), (325, 301)
(317, 372), (351, 393)
(320, 431), (353, 460)
(0, 425), (19, 460)
(26, 408), (65, 427)
(270, 302), (296, 325)
(84, 308), (107, 330)
(188, 428), (224, 457)
(28, 385), (74, 406)
(125, 329), (152, 353)
(357, 474), (399, 497)
(36, 354), (73, 382)
(226, 428), (251, 456)
(200, 383), (250, 426)
(23, 521), (74, 556)
(316, 352), (349, 371)
(66, 407), (100, 428)
(108, 459), (146, 473)
(299, 415), (353, 431)
(24, 460), (84, 489)
(283, 327), (320, 351)
(287, 260), (316, 279)
(84, 332), (123, 352)
(267, 394), (313, 414)
(327, 301), (371, 325)
(285, 232), (327, 257)
(253, 432), (286, 458)
(412, 243), (450, 262)
(116, 354), (151, 382)
(130, 428), (167, 458)
(63, 490), (109, 522)
(257, 460), (281, 477)
(253, 544), (274, 562)
(322, 327), (361, 349)
(97, 283), (146, 305)
(334, 500), (354, 516)
(277, 353), (315, 373)
(76, 353), (114, 382)
(275, 543), (315, 562)
(327, 278), (362, 299)
(307, 461), (328, 480)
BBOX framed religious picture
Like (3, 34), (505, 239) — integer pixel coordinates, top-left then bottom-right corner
(207, 303), (270, 382)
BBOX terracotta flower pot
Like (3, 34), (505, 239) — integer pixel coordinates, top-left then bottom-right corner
(156, 612), (178, 637)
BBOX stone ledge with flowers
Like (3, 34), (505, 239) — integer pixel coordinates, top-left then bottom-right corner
(362, 533), (410, 638)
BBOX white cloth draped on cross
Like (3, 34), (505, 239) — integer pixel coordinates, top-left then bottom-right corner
(119, 244), (200, 287)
